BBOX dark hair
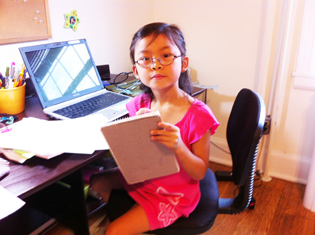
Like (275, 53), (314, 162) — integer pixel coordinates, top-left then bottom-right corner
(130, 22), (192, 95)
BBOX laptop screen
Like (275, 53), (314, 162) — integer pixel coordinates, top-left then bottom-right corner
(19, 39), (103, 108)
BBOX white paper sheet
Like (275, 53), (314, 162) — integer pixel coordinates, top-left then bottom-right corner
(0, 115), (109, 156)
(0, 185), (25, 220)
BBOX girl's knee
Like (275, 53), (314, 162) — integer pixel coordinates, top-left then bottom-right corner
(89, 174), (101, 192)
(89, 168), (124, 202)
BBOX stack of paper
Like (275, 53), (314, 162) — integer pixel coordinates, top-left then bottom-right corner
(0, 115), (110, 158)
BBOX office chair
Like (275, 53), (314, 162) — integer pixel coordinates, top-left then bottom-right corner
(105, 88), (266, 234)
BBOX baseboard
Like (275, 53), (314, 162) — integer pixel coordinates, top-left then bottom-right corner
(209, 137), (310, 185)
(266, 150), (311, 185)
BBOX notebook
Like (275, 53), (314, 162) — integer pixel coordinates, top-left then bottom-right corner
(19, 39), (132, 121)
(101, 111), (180, 184)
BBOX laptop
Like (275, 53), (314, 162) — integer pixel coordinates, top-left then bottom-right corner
(19, 39), (132, 121)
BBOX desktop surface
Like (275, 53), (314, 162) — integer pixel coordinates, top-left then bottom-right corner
(0, 96), (106, 235)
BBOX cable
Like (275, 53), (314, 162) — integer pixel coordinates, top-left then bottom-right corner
(210, 140), (231, 155)
(254, 170), (263, 188)
(112, 72), (133, 86)
(107, 71), (141, 96)
(0, 113), (19, 124)
(211, 136), (265, 187)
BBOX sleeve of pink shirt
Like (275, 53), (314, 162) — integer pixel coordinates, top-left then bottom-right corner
(126, 94), (151, 117)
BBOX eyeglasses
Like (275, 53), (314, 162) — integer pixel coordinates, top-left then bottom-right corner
(135, 54), (182, 68)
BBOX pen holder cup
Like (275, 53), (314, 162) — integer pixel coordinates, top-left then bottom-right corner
(0, 83), (26, 114)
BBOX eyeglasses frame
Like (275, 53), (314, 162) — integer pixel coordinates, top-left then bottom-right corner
(135, 55), (183, 68)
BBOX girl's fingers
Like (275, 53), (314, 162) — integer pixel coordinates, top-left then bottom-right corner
(150, 123), (182, 151)
(151, 122), (180, 138)
(136, 108), (152, 116)
(157, 122), (178, 131)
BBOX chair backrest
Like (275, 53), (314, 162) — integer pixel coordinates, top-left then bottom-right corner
(227, 88), (265, 186)
(219, 88), (265, 214)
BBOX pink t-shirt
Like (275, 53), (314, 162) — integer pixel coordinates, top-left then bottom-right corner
(119, 94), (219, 230)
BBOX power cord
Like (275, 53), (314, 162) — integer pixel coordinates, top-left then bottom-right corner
(0, 113), (19, 124)
(232, 170), (263, 198)
(112, 72), (133, 86)
(210, 140), (231, 154)
(211, 136), (264, 188)
(107, 71), (141, 96)
(211, 138), (263, 195)
(254, 170), (263, 188)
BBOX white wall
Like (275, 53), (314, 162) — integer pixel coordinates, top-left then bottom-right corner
(0, 0), (313, 184)
(154, 0), (266, 138)
(154, 0), (315, 184)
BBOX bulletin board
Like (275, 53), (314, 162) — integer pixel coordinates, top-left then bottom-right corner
(0, 0), (51, 45)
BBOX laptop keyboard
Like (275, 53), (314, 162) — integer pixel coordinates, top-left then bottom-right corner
(53, 92), (129, 119)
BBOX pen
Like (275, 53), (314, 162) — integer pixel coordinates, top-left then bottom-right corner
(18, 64), (26, 86)
(21, 68), (27, 86)
(14, 68), (20, 88)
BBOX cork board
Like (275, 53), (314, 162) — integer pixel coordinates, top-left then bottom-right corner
(0, 0), (51, 45)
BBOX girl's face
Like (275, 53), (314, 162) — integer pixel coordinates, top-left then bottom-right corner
(132, 34), (188, 93)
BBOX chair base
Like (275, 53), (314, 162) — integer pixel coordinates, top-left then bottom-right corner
(215, 170), (233, 181)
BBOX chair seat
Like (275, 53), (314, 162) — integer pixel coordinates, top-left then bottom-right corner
(106, 169), (219, 235)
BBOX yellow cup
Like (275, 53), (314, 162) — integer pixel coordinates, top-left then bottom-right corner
(0, 83), (26, 114)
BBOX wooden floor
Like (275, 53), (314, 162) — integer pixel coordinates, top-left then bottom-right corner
(42, 162), (315, 235)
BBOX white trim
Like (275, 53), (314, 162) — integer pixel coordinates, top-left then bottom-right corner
(267, 149), (311, 184)
(260, 0), (293, 180)
(304, 146), (315, 212)
(210, 137), (311, 184)
(293, 74), (315, 91)
(293, 0), (315, 90)
(292, 72), (315, 79)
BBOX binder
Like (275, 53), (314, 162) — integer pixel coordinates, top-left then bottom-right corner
(101, 111), (179, 184)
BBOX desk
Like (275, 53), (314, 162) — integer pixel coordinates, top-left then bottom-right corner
(0, 81), (207, 235)
(0, 97), (106, 235)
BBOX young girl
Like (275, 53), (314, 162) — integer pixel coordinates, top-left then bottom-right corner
(90, 22), (219, 235)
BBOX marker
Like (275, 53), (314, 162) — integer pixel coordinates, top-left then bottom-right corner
(5, 67), (9, 78)
(10, 62), (15, 78)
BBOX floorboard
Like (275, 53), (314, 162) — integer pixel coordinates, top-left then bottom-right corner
(40, 161), (315, 235)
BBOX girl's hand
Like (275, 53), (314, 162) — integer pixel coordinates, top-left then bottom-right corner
(150, 122), (184, 153)
(136, 108), (152, 116)
(151, 121), (211, 180)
